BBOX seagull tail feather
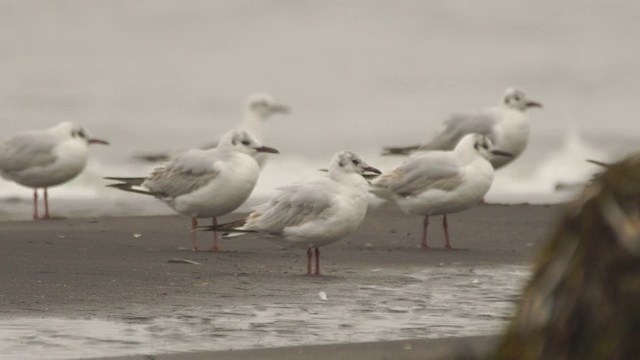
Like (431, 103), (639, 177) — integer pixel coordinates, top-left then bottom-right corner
(381, 145), (421, 156)
(197, 218), (253, 233)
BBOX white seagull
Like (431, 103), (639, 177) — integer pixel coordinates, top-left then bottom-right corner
(0, 122), (109, 220)
(372, 134), (512, 250)
(105, 129), (279, 252)
(382, 88), (541, 169)
(199, 151), (381, 275)
(134, 92), (290, 168)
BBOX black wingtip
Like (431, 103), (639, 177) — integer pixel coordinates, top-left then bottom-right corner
(587, 159), (611, 168)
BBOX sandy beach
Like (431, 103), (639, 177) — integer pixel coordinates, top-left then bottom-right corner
(0, 203), (562, 359)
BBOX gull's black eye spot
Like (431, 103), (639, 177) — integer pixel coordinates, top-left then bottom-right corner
(78, 129), (86, 138)
(352, 159), (360, 165)
(241, 140), (251, 146)
(513, 95), (521, 102)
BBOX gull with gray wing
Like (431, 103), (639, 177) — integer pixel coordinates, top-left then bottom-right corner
(106, 129), (278, 251)
(372, 134), (512, 249)
(0, 122), (109, 220)
(382, 88), (541, 169)
(199, 151), (380, 275)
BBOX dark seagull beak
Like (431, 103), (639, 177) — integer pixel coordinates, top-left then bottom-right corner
(491, 150), (513, 158)
(270, 103), (291, 114)
(255, 146), (280, 154)
(89, 138), (110, 145)
(526, 101), (543, 108)
(363, 166), (382, 175)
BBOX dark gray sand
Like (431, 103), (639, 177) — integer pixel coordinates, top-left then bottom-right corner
(102, 335), (499, 360)
(0, 204), (562, 359)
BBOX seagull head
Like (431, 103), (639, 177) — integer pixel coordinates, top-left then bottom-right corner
(245, 93), (291, 119)
(331, 151), (381, 178)
(54, 122), (110, 146)
(219, 129), (279, 156)
(503, 88), (543, 111)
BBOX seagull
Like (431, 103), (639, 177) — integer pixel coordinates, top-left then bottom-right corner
(105, 129), (279, 252)
(381, 88), (541, 169)
(199, 151), (381, 275)
(371, 134), (512, 250)
(0, 122), (109, 220)
(133, 92), (290, 168)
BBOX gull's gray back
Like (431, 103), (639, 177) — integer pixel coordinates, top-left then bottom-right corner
(249, 180), (336, 234)
(420, 111), (499, 151)
(143, 149), (223, 199)
(0, 132), (58, 173)
(376, 153), (463, 197)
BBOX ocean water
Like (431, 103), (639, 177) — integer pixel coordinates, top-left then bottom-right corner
(1, 1), (640, 219)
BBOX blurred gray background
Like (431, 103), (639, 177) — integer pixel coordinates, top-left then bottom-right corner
(1, 0), (639, 215)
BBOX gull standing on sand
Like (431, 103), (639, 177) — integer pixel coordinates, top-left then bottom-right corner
(382, 88), (542, 169)
(371, 134), (512, 250)
(0, 122), (109, 220)
(134, 93), (290, 168)
(199, 151), (381, 275)
(105, 130), (279, 252)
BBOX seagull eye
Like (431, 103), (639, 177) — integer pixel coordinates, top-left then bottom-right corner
(352, 159), (360, 165)
(78, 129), (86, 138)
(241, 140), (251, 146)
(513, 95), (521, 102)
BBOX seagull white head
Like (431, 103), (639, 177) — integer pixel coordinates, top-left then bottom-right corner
(245, 93), (291, 119)
(330, 151), (381, 178)
(53, 122), (110, 146)
(457, 134), (514, 161)
(218, 129), (279, 155)
(502, 88), (542, 111)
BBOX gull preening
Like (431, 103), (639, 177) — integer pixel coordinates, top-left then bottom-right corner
(372, 134), (512, 249)
(0, 122), (109, 220)
(106, 130), (279, 252)
(382, 88), (542, 169)
(133, 92), (290, 167)
(199, 151), (381, 275)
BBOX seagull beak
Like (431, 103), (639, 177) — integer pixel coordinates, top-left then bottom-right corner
(526, 101), (543, 108)
(255, 146), (280, 154)
(491, 150), (513, 158)
(270, 103), (291, 114)
(363, 166), (382, 175)
(89, 138), (110, 145)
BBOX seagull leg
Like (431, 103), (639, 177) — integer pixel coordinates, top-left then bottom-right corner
(443, 215), (453, 250)
(421, 215), (430, 249)
(306, 247), (313, 275)
(210, 217), (220, 252)
(42, 187), (51, 220)
(314, 247), (321, 276)
(191, 217), (200, 251)
(32, 188), (39, 220)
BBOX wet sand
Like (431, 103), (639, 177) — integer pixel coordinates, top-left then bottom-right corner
(0, 204), (562, 359)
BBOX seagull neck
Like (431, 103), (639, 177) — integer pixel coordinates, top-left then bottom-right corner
(329, 171), (369, 193)
(242, 111), (268, 126)
(240, 111), (268, 139)
(454, 144), (481, 164)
